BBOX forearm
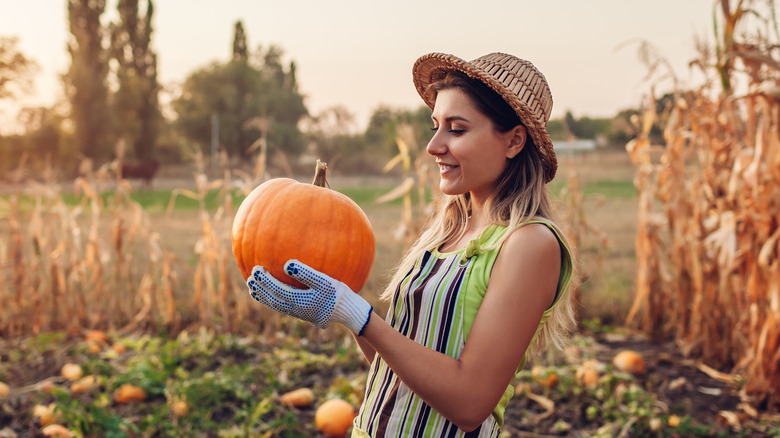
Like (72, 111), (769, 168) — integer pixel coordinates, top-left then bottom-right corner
(352, 332), (376, 364)
(360, 312), (506, 431)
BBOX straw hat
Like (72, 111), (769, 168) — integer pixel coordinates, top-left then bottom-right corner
(412, 52), (557, 183)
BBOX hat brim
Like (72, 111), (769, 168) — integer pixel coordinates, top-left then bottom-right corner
(412, 52), (557, 183)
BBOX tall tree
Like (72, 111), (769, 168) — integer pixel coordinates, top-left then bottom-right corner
(232, 20), (248, 62)
(0, 36), (37, 100)
(66, 0), (113, 161)
(110, 0), (161, 162)
(174, 39), (307, 158)
(364, 104), (432, 156)
(229, 20), (252, 151)
(255, 47), (307, 158)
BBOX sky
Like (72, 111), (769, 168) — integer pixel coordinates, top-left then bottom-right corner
(1, 0), (734, 133)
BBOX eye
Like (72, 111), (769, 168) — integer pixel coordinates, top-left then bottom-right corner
(430, 126), (439, 132)
(448, 129), (465, 136)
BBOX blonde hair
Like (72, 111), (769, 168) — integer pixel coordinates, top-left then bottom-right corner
(380, 72), (577, 356)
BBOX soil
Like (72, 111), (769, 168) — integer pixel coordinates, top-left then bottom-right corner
(502, 329), (777, 437)
(1, 329), (778, 437)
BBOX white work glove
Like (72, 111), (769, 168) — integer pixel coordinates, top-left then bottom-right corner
(247, 260), (373, 335)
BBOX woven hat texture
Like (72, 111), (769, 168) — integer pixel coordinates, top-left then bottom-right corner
(413, 52), (557, 183)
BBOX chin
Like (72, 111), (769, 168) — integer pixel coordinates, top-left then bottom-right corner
(439, 184), (466, 196)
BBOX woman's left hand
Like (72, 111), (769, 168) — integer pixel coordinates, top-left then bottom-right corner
(246, 260), (373, 334)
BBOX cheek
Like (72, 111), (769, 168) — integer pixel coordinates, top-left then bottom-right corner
(482, 160), (509, 182)
(474, 146), (509, 172)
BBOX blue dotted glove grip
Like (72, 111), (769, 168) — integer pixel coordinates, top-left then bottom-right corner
(247, 260), (372, 333)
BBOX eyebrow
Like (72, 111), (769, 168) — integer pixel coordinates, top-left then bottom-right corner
(431, 115), (471, 124)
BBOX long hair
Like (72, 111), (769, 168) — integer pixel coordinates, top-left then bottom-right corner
(380, 71), (577, 355)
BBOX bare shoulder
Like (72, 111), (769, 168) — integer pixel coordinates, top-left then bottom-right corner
(490, 223), (561, 307)
(502, 222), (561, 262)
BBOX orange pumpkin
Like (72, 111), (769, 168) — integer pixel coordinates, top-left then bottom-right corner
(113, 384), (146, 404)
(612, 350), (646, 374)
(315, 399), (357, 437)
(279, 387), (315, 407)
(232, 161), (375, 291)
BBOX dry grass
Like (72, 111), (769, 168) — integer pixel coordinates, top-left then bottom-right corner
(0, 150), (259, 338)
(0, 144), (432, 344)
(0, 148), (639, 336)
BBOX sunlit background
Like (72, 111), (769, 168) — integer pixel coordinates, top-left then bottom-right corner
(1, 1), (779, 436)
(2, 0), (724, 133)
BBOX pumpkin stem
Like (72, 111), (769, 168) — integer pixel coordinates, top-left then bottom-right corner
(312, 159), (329, 187)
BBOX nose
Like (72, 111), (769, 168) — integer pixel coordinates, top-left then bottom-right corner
(426, 130), (447, 157)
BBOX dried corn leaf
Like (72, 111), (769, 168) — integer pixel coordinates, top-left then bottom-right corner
(382, 153), (406, 174)
(375, 177), (414, 204)
(525, 391), (555, 422)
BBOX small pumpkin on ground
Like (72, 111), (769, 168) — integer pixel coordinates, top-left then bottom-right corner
(84, 330), (108, 344)
(41, 424), (74, 437)
(70, 375), (97, 395)
(61, 363), (82, 381)
(33, 404), (58, 426)
(113, 383), (146, 404)
(315, 398), (357, 437)
(531, 365), (558, 388)
(612, 350), (646, 374)
(171, 398), (190, 417)
(279, 387), (315, 407)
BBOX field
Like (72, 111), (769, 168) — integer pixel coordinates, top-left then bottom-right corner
(1, 149), (779, 437)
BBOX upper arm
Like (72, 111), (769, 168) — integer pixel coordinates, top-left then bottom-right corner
(457, 223), (562, 407)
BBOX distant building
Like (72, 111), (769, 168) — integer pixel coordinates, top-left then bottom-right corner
(553, 139), (597, 151)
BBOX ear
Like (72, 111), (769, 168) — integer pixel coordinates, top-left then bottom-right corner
(505, 125), (527, 159)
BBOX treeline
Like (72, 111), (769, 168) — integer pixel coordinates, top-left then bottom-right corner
(0, 0), (643, 180)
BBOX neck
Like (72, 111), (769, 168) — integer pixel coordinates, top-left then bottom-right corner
(467, 196), (489, 230)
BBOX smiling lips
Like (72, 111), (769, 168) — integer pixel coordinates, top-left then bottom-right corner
(437, 162), (458, 173)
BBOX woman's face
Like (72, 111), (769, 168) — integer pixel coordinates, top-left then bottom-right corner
(427, 88), (525, 202)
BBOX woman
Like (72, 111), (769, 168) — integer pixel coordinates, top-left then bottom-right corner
(247, 52), (577, 437)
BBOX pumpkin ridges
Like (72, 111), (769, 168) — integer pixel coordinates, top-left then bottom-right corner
(234, 178), (294, 280)
(339, 197), (374, 289)
(234, 178), (262, 277)
(353, 197), (375, 288)
(235, 180), (263, 278)
(232, 182), (261, 278)
(308, 184), (356, 288)
(257, 180), (303, 287)
(284, 183), (325, 288)
(322, 191), (343, 274)
(303, 187), (374, 291)
(321, 192), (374, 290)
(306, 185), (328, 282)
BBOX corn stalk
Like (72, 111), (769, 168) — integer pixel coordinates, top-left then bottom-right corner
(376, 123), (440, 247)
(627, 0), (780, 408)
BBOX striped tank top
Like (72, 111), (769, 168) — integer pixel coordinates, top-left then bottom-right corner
(352, 220), (574, 437)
